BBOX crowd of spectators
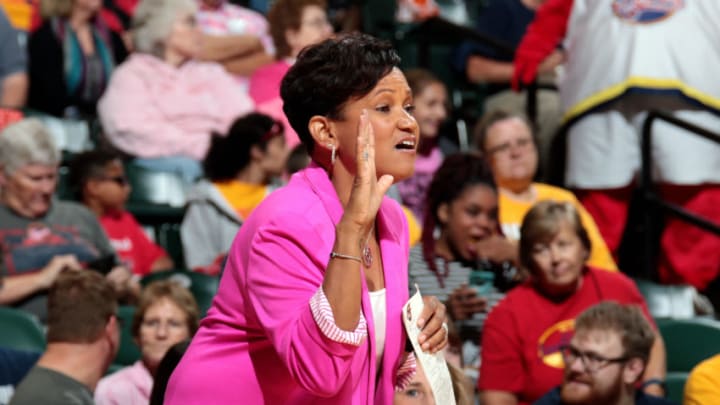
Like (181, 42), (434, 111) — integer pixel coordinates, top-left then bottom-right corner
(0, 0), (719, 404)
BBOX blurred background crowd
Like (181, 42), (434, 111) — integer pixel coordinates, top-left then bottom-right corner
(0, 0), (719, 404)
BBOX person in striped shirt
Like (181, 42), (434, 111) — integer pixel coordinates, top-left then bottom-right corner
(409, 152), (520, 378)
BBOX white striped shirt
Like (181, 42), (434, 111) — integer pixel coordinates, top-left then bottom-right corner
(309, 288), (416, 390)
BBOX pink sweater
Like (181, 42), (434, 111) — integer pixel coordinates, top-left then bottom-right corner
(165, 163), (411, 404)
(249, 59), (301, 148)
(95, 361), (152, 405)
(98, 54), (254, 160)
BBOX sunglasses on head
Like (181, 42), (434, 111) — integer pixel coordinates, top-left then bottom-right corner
(260, 121), (285, 143)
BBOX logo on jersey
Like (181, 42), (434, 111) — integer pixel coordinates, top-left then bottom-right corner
(612, 0), (684, 24)
(537, 319), (575, 369)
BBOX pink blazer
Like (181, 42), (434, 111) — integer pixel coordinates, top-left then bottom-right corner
(165, 163), (410, 404)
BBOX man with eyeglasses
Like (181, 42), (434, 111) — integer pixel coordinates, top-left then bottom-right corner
(534, 301), (676, 405)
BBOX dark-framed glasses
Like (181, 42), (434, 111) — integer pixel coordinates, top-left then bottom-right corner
(486, 137), (533, 156)
(559, 344), (628, 373)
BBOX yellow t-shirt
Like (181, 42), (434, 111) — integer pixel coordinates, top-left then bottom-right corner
(401, 205), (421, 247)
(214, 180), (270, 221)
(498, 183), (617, 271)
(684, 354), (720, 405)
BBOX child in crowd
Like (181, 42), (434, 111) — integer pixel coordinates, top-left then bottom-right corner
(68, 150), (174, 276)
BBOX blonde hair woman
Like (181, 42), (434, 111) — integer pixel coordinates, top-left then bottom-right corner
(95, 280), (200, 405)
(478, 201), (666, 405)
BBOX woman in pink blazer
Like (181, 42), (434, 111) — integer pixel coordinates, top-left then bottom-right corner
(164, 33), (449, 404)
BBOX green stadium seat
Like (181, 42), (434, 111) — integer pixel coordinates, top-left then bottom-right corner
(655, 317), (720, 403)
(113, 305), (141, 368)
(0, 307), (45, 352)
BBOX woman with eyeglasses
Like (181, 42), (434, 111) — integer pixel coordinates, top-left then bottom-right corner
(474, 109), (617, 272)
(95, 280), (199, 405)
(0, 118), (139, 323)
(248, 0), (333, 148)
(181, 112), (288, 271)
(478, 200), (666, 405)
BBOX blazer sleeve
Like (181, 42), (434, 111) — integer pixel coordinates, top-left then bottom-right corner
(244, 215), (367, 397)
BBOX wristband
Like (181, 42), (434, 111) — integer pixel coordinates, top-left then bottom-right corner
(641, 378), (666, 392)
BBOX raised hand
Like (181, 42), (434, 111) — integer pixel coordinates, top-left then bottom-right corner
(337, 109), (394, 242)
(447, 285), (488, 321)
(40, 254), (81, 289)
(475, 235), (518, 264)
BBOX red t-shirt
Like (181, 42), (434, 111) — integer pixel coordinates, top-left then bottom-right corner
(99, 210), (167, 276)
(478, 267), (654, 404)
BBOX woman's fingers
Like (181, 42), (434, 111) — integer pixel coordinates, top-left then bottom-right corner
(355, 109), (374, 185)
(346, 109), (394, 230)
(417, 296), (448, 352)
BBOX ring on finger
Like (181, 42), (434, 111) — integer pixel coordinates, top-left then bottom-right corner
(362, 151), (369, 161)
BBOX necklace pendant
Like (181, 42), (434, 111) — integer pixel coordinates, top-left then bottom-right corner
(362, 245), (373, 268)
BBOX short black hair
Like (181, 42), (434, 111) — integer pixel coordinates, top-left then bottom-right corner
(280, 32), (401, 154)
(67, 149), (123, 200)
(203, 113), (281, 182)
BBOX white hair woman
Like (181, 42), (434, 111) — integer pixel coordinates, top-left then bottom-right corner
(28, 0), (127, 118)
(0, 118), (137, 322)
(97, 0), (255, 182)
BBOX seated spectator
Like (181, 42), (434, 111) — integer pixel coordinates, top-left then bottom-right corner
(478, 201), (665, 405)
(68, 150), (174, 276)
(9, 271), (119, 405)
(535, 302), (674, 405)
(452, 0), (562, 176)
(95, 280), (199, 405)
(684, 353), (720, 405)
(98, 0), (254, 183)
(0, 347), (40, 405)
(0, 8), (27, 109)
(408, 153), (519, 371)
(474, 109), (617, 271)
(0, 118), (137, 323)
(28, 0), (128, 118)
(181, 112), (286, 270)
(396, 68), (448, 222)
(196, 0), (274, 84)
(248, 0), (333, 147)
